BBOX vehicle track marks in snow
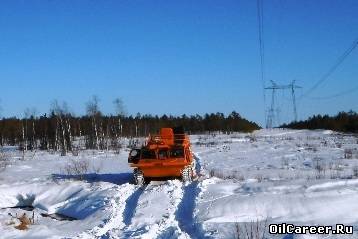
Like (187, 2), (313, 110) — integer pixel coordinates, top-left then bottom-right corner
(174, 154), (212, 239)
(82, 154), (209, 239)
(134, 180), (187, 239)
(77, 183), (137, 239)
(123, 186), (146, 226)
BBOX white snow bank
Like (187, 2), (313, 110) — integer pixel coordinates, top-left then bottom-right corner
(198, 179), (358, 225)
(0, 182), (106, 219)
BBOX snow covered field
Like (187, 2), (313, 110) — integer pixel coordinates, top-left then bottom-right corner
(0, 129), (358, 238)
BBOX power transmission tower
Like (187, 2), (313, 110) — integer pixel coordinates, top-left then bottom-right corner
(289, 80), (301, 122)
(265, 80), (302, 128)
(265, 81), (278, 128)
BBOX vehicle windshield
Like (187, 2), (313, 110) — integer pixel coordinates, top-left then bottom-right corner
(141, 149), (156, 159)
(158, 149), (168, 159)
(170, 148), (184, 158)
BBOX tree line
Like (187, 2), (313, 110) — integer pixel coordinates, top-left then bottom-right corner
(281, 111), (358, 133)
(0, 97), (260, 154)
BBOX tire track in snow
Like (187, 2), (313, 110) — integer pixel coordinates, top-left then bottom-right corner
(173, 154), (212, 239)
(125, 180), (187, 239)
(77, 183), (137, 239)
(117, 185), (148, 238)
(81, 153), (208, 239)
(123, 186), (146, 226)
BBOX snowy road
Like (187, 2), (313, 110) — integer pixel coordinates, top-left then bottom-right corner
(119, 154), (207, 239)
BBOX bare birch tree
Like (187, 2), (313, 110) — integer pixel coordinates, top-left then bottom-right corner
(51, 100), (73, 155)
(24, 108), (38, 150)
(113, 98), (126, 137)
(86, 96), (101, 150)
(113, 98), (126, 152)
(22, 109), (30, 156)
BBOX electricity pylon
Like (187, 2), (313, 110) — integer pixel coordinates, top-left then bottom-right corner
(265, 80), (302, 128)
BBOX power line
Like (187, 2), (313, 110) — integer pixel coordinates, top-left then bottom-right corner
(256, 0), (267, 125)
(309, 85), (358, 100)
(257, 0), (265, 88)
(300, 38), (358, 99)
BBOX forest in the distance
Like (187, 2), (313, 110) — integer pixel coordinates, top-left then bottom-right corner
(282, 111), (358, 133)
(0, 97), (260, 154)
(1, 94), (356, 156)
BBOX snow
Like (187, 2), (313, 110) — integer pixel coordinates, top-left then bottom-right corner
(0, 129), (358, 238)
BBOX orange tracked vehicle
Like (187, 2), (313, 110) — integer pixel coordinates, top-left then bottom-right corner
(128, 127), (195, 185)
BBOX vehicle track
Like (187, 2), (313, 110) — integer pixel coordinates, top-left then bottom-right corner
(173, 154), (212, 239)
(121, 153), (210, 239)
(86, 153), (210, 239)
(138, 180), (187, 239)
(123, 186), (146, 226)
(77, 183), (137, 239)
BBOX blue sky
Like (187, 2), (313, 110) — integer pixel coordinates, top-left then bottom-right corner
(0, 0), (357, 126)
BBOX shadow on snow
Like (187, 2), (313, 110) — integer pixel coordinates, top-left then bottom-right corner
(51, 172), (133, 185)
(173, 153), (213, 238)
(123, 186), (146, 226)
(175, 181), (212, 239)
